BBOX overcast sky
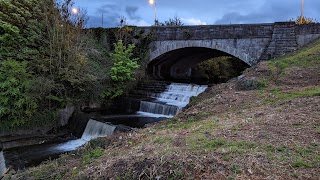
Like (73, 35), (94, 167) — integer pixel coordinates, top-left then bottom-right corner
(73, 0), (320, 27)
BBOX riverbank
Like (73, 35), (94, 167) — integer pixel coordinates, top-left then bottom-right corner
(8, 39), (320, 179)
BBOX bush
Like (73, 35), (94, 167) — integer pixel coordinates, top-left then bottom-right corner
(102, 40), (140, 99)
(193, 56), (249, 84)
(0, 60), (37, 126)
(290, 16), (318, 25)
(236, 78), (269, 91)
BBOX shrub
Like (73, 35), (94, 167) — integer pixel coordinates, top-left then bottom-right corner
(102, 40), (140, 99)
(290, 16), (318, 25)
(0, 60), (37, 126)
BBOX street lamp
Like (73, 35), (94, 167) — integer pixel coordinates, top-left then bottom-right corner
(300, 0), (305, 24)
(149, 0), (157, 25)
(71, 7), (79, 15)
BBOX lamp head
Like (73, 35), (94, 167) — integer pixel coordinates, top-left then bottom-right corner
(72, 8), (79, 14)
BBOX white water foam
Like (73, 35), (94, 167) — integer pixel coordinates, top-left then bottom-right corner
(0, 151), (6, 177)
(139, 101), (181, 116)
(137, 83), (207, 117)
(136, 111), (174, 118)
(81, 120), (116, 142)
(54, 119), (116, 151)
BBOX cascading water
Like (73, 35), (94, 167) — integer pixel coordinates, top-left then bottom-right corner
(137, 83), (207, 117)
(54, 119), (116, 151)
(139, 101), (180, 117)
(4, 119), (116, 170)
(0, 151), (6, 177)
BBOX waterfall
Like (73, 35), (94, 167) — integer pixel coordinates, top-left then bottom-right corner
(137, 83), (207, 117)
(0, 151), (6, 177)
(54, 119), (116, 151)
(139, 101), (181, 117)
(81, 120), (116, 141)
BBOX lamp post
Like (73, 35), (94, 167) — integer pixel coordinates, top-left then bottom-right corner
(300, 0), (305, 24)
(149, 0), (157, 25)
(71, 7), (79, 15)
(102, 14), (104, 28)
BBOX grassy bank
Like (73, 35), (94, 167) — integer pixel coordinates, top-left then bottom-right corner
(7, 39), (320, 179)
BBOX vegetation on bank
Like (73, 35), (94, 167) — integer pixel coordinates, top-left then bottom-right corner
(193, 56), (249, 84)
(0, 0), (153, 132)
(8, 36), (320, 180)
(101, 40), (139, 99)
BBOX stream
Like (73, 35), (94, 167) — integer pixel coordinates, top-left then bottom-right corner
(1, 82), (207, 171)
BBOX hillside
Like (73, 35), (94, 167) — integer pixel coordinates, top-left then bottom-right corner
(9, 39), (320, 179)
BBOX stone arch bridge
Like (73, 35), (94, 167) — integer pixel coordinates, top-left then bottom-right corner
(134, 22), (320, 80)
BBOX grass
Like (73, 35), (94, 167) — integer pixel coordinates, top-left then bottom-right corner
(265, 144), (319, 168)
(82, 147), (104, 164)
(187, 135), (257, 154)
(265, 86), (320, 103)
(153, 136), (173, 144)
(291, 159), (313, 168)
(11, 154), (70, 180)
(230, 164), (242, 174)
(268, 38), (320, 74)
(12, 143), (106, 179)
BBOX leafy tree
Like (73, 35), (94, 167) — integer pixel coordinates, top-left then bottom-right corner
(29, 0), (98, 109)
(0, 60), (37, 126)
(102, 40), (140, 99)
(0, 0), (148, 128)
(0, 0), (47, 61)
(0, 0), (102, 128)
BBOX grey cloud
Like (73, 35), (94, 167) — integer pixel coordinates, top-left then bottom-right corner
(74, 0), (320, 27)
(125, 6), (140, 20)
(215, 0), (299, 24)
(215, 11), (277, 25)
(93, 4), (124, 27)
(92, 3), (142, 27)
(87, 14), (120, 28)
(96, 4), (120, 15)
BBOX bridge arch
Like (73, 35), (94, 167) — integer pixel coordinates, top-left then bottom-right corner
(148, 40), (253, 82)
(149, 40), (256, 66)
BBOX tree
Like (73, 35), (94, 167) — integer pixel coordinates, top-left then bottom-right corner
(0, 0), (100, 127)
(0, 60), (37, 126)
(30, 0), (97, 109)
(115, 18), (134, 47)
(164, 16), (184, 26)
(0, 0), (47, 61)
(156, 16), (184, 26)
(102, 40), (140, 99)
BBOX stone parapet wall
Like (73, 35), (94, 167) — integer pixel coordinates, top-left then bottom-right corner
(295, 23), (320, 35)
(138, 23), (274, 40)
(295, 23), (320, 48)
